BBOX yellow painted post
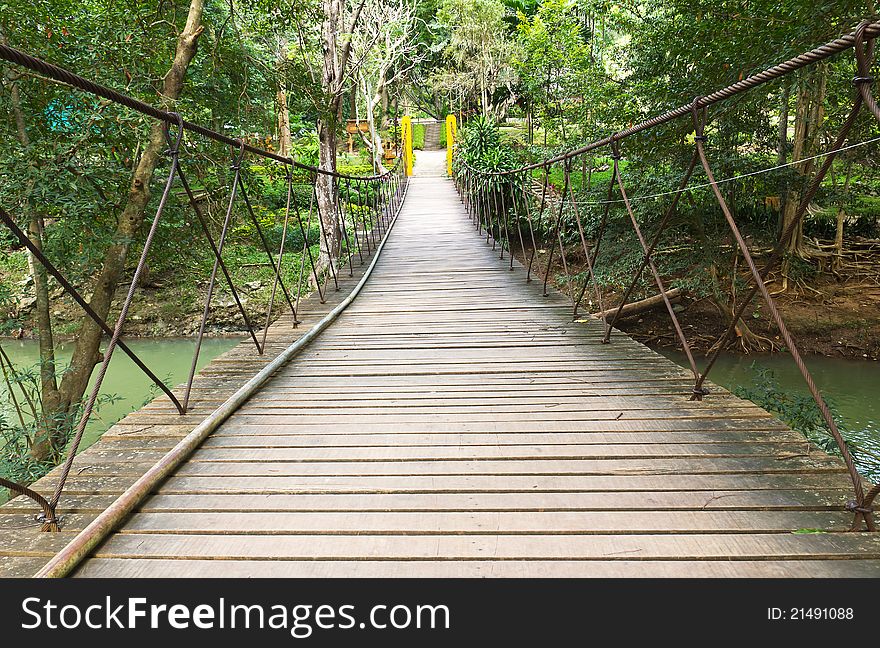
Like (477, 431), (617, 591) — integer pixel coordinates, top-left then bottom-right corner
(445, 114), (457, 176)
(401, 115), (413, 176)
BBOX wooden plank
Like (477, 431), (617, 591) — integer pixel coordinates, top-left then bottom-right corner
(90, 532), (880, 560)
(182, 443), (818, 462)
(73, 558), (880, 578)
(158, 473), (855, 494)
(172, 456), (845, 476)
(199, 431), (806, 447)
(137, 490), (850, 512)
(118, 510), (853, 534)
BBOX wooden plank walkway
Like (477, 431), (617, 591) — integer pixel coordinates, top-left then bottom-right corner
(9, 150), (880, 577)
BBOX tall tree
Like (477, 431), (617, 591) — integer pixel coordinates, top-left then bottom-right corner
(1, 0), (207, 462)
(435, 0), (517, 117)
(353, 0), (425, 172)
(313, 0), (368, 269)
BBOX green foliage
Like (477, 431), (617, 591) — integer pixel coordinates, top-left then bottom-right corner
(291, 131), (320, 169)
(460, 116), (518, 172)
(514, 0), (625, 144)
(413, 123), (427, 149)
(432, 0), (517, 114)
(336, 163), (376, 177)
(0, 357), (119, 488)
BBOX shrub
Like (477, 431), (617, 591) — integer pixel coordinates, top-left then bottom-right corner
(337, 163), (375, 177)
(459, 116), (519, 174)
(413, 123), (426, 150)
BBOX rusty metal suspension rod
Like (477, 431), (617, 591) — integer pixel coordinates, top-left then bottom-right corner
(332, 178), (355, 278)
(695, 91), (866, 391)
(613, 150), (702, 387)
(512, 176), (528, 271)
(47, 119), (184, 516)
(0, 477), (57, 530)
(186, 142), (264, 430)
(691, 109), (873, 531)
(357, 179), (373, 255)
(293, 178), (324, 306)
(261, 167), (296, 349)
(343, 178), (363, 266)
(572, 175), (611, 319)
(236, 173), (298, 315)
(175, 158), (263, 410)
(571, 156), (614, 323)
(527, 167), (550, 282)
(564, 160), (606, 320)
(603, 150), (699, 341)
(542, 163), (566, 297)
(518, 172), (541, 282)
(545, 165), (577, 305)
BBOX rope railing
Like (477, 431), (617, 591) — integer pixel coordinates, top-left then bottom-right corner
(0, 45), (408, 530)
(453, 21), (880, 532)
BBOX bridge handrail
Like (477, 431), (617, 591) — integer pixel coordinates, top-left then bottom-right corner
(0, 43), (410, 529)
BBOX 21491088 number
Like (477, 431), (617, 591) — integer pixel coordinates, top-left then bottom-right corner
(768, 608), (854, 621)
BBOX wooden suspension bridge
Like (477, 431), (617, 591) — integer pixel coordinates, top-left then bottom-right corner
(1, 150), (879, 577)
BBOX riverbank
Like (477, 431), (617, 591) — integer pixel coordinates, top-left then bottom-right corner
(2, 247), (295, 338)
(621, 272), (880, 361)
(518, 244), (880, 362)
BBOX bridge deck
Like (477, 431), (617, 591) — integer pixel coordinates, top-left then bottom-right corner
(69, 152), (880, 576)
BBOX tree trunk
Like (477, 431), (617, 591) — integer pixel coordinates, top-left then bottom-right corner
(360, 75), (386, 173)
(35, 0), (206, 463)
(834, 160), (854, 271)
(315, 119), (340, 269)
(316, 0), (345, 271)
(314, 0), (368, 271)
(776, 82), (790, 231)
(2, 25), (65, 458)
(595, 288), (684, 320)
(779, 65), (827, 265)
(276, 38), (292, 158)
(379, 82), (389, 129)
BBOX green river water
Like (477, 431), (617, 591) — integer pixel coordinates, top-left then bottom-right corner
(1, 337), (240, 451)
(657, 348), (880, 475)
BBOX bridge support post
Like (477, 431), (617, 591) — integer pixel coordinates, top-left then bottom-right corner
(445, 114), (457, 175)
(401, 115), (413, 176)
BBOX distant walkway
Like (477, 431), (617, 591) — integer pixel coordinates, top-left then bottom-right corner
(63, 150), (880, 576)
